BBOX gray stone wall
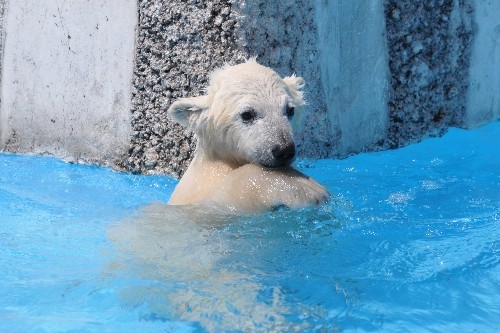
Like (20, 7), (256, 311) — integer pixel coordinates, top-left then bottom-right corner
(233, 2), (335, 159)
(0, 0), (5, 85)
(0, 0), (136, 166)
(466, 0), (500, 125)
(384, 0), (475, 148)
(123, 0), (246, 176)
(0, 0), (498, 177)
(124, 1), (333, 177)
(126, 0), (380, 177)
(127, 0), (492, 177)
(315, 1), (389, 157)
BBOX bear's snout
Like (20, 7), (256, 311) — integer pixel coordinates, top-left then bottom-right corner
(271, 143), (296, 167)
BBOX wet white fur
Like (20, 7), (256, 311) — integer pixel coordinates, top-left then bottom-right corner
(167, 59), (328, 213)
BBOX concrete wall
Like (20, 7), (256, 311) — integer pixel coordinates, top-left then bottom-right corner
(0, 0), (498, 176)
(0, 0), (136, 166)
(466, 0), (500, 126)
(0, 0), (5, 82)
(316, 1), (389, 156)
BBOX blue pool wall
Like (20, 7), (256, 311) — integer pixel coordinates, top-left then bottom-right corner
(0, 0), (499, 177)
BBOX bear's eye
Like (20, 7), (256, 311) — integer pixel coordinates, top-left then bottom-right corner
(286, 105), (295, 119)
(240, 109), (257, 123)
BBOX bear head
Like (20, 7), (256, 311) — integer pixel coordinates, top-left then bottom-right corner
(167, 59), (305, 168)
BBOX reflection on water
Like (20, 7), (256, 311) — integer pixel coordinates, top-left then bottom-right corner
(108, 203), (344, 332)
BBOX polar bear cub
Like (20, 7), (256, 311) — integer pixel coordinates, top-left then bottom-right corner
(167, 59), (329, 213)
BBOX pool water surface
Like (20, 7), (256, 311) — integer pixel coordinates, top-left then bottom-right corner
(1, 122), (499, 332)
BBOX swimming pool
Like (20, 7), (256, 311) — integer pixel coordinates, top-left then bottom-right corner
(1, 122), (499, 332)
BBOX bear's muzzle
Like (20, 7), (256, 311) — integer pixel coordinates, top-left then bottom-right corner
(271, 143), (296, 167)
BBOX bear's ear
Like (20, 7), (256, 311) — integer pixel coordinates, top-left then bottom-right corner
(283, 75), (305, 106)
(283, 75), (306, 132)
(167, 95), (209, 128)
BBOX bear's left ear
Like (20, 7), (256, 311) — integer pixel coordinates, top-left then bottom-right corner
(283, 75), (305, 106)
(167, 95), (209, 128)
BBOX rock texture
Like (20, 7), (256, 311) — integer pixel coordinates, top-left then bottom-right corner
(234, 2), (334, 159)
(126, 1), (334, 177)
(128, 0), (477, 177)
(384, 0), (475, 148)
(124, 1), (246, 177)
(0, 0), (496, 177)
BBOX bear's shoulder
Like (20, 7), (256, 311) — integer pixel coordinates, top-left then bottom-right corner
(205, 164), (329, 213)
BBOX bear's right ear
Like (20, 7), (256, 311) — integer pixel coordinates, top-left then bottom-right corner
(167, 95), (209, 128)
(283, 74), (305, 106)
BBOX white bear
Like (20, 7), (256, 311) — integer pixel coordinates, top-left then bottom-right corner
(167, 59), (329, 213)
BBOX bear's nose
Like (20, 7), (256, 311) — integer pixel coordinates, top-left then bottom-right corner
(272, 143), (296, 166)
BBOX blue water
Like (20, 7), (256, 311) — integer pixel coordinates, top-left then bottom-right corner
(1, 122), (499, 332)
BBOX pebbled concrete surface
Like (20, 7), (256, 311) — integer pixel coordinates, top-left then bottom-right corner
(128, 0), (480, 177)
(123, 0), (246, 177)
(384, 0), (475, 148)
(126, 1), (349, 177)
(0, 0), (498, 177)
(234, 1), (336, 159)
